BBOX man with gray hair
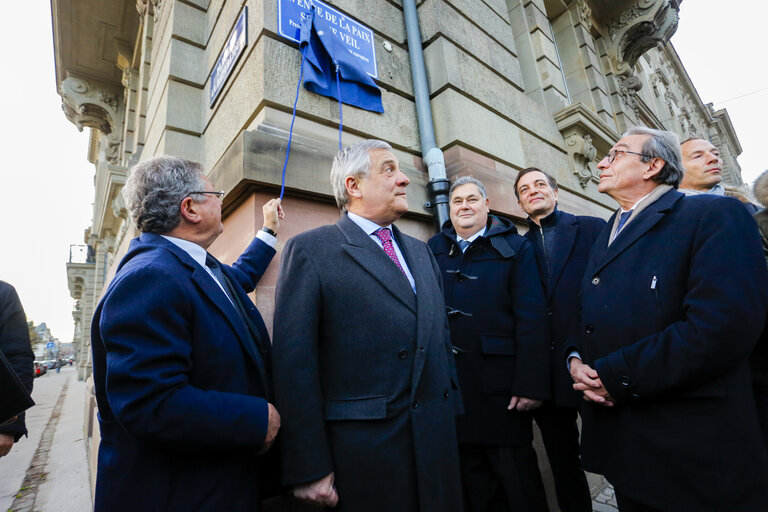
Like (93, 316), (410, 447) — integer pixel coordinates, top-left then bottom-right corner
(567, 127), (768, 511)
(90, 155), (283, 511)
(273, 140), (463, 511)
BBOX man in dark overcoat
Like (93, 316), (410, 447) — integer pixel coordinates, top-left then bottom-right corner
(0, 280), (34, 458)
(515, 168), (604, 512)
(427, 176), (550, 512)
(91, 156), (282, 511)
(568, 127), (768, 512)
(272, 140), (463, 511)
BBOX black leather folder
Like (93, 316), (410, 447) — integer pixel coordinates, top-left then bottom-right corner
(0, 349), (35, 425)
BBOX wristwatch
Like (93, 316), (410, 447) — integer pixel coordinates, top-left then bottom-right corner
(262, 226), (277, 237)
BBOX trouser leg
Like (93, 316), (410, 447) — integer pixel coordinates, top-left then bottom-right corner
(534, 403), (592, 512)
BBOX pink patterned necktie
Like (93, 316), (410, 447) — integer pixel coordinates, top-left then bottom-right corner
(374, 228), (406, 275)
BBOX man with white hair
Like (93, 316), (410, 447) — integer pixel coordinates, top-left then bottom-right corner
(568, 127), (768, 511)
(273, 139), (463, 511)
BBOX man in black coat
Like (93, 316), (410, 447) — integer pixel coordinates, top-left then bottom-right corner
(273, 140), (462, 512)
(428, 176), (550, 512)
(0, 280), (34, 458)
(569, 127), (768, 511)
(515, 168), (604, 512)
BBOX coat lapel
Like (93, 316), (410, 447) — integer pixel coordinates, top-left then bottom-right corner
(591, 189), (682, 275)
(188, 267), (265, 369)
(144, 235), (266, 371)
(394, 226), (441, 393)
(337, 215), (417, 314)
(546, 213), (578, 300)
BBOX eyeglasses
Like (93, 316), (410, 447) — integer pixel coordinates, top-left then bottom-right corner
(603, 149), (653, 164)
(188, 190), (225, 200)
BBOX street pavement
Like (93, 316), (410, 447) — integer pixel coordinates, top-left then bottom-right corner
(0, 366), (92, 511)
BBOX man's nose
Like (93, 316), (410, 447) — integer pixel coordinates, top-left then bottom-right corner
(597, 156), (609, 170)
(397, 170), (410, 187)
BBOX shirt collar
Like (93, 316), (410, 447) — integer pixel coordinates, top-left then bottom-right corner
(457, 226), (486, 244)
(161, 235), (208, 268)
(347, 212), (392, 235)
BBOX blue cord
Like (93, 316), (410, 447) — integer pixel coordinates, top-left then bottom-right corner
(335, 64), (343, 150)
(280, 46), (307, 200)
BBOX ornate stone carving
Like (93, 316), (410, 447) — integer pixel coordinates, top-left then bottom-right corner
(618, 74), (643, 118)
(554, 103), (620, 189)
(136, 0), (153, 16)
(59, 76), (124, 164)
(565, 133), (599, 187)
(577, 0), (592, 30)
(605, 0), (680, 78)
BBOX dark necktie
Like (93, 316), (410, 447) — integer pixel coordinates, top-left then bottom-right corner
(615, 210), (633, 237)
(374, 228), (406, 275)
(206, 255), (234, 303)
(205, 254), (272, 399)
(457, 239), (470, 252)
(206, 255), (255, 335)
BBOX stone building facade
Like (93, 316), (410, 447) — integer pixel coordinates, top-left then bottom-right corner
(53, 0), (746, 504)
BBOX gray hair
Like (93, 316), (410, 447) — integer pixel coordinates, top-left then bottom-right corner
(623, 127), (684, 187)
(330, 140), (392, 211)
(754, 170), (768, 208)
(450, 176), (487, 200)
(122, 155), (207, 234)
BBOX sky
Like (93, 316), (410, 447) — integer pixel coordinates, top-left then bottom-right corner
(0, 1), (765, 343)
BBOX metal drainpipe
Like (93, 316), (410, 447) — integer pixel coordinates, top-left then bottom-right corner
(402, 0), (450, 231)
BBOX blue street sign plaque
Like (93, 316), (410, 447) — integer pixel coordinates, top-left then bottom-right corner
(46, 342), (55, 349)
(278, 0), (378, 79)
(210, 7), (248, 107)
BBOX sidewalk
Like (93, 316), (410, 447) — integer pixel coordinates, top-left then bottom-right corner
(1, 366), (92, 512)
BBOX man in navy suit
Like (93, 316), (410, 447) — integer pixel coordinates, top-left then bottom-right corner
(568, 127), (768, 511)
(91, 156), (283, 511)
(515, 168), (604, 512)
(273, 140), (463, 511)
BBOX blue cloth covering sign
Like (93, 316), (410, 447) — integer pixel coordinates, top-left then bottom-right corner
(278, 0), (383, 113)
(210, 7), (248, 107)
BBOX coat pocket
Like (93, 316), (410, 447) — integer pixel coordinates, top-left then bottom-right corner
(480, 335), (516, 393)
(324, 395), (388, 421)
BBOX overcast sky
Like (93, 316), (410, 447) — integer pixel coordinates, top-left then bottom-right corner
(0, 1), (765, 343)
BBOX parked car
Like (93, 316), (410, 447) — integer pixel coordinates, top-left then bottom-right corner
(34, 361), (47, 377)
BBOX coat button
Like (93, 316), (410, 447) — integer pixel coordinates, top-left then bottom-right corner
(443, 390), (450, 399)
(584, 325), (594, 334)
(591, 276), (600, 285)
(398, 349), (408, 359)
(412, 400), (420, 409)
(417, 346), (425, 352)
(620, 375), (631, 387)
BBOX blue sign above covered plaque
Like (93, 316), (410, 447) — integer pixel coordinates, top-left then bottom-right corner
(210, 7), (248, 107)
(278, 0), (378, 79)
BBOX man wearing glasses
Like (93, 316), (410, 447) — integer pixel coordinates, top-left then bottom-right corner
(567, 127), (768, 511)
(90, 156), (283, 512)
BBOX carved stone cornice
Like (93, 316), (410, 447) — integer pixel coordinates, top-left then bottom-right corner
(577, 0), (593, 31)
(136, 0), (154, 16)
(554, 102), (621, 189)
(605, 0), (680, 78)
(59, 76), (124, 164)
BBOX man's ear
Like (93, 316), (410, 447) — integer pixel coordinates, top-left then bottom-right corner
(345, 175), (363, 200)
(179, 196), (202, 224)
(643, 158), (665, 181)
